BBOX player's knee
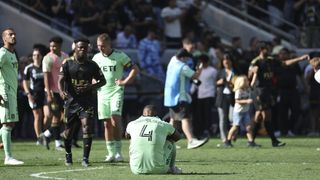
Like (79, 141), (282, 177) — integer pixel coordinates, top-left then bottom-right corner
(82, 125), (91, 135)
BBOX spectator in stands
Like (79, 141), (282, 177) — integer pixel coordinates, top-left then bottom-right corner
(132, 2), (158, 40)
(138, 29), (165, 82)
(116, 25), (137, 49)
(190, 54), (218, 138)
(267, 0), (285, 28)
(71, 0), (99, 37)
(161, 0), (184, 48)
(50, 0), (69, 33)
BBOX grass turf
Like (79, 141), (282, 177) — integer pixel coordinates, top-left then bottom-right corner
(0, 137), (319, 180)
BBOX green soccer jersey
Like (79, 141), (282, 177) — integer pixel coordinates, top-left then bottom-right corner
(126, 116), (175, 174)
(92, 50), (131, 95)
(0, 47), (18, 95)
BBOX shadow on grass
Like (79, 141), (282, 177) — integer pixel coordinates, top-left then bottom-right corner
(179, 172), (237, 176)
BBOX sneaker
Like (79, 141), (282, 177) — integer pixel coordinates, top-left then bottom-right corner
(56, 145), (65, 151)
(187, 137), (209, 149)
(4, 157), (24, 165)
(39, 133), (50, 150)
(105, 155), (115, 162)
(65, 153), (73, 166)
(272, 140), (286, 147)
(81, 158), (90, 167)
(224, 141), (233, 148)
(168, 166), (182, 174)
(247, 141), (261, 148)
(114, 153), (124, 162)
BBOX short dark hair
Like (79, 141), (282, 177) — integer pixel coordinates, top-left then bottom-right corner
(176, 48), (192, 59)
(74, 38), (90, 44)
(198, 54), (209, 64)
(49, 36), (63, 44)
(257, 41), (269, 50)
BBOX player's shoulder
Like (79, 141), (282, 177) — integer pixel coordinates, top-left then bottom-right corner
(0, 47), (9, 57)
(250, 56), (261, 65)
(112, 49), (128, 57)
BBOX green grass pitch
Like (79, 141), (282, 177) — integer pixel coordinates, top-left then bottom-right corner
(0, 137), (319, 180)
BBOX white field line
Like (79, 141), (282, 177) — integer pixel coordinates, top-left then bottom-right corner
(30, 166), (104, 180)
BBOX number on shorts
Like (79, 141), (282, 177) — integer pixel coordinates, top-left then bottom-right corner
(139, 125), (153, 141)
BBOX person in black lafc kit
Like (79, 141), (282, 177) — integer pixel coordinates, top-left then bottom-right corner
(249, 41), (309, 147)
(58, 38), (106, 167)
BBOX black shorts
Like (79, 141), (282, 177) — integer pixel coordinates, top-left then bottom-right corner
(64, 101), (94, 125)
(169, 101), (191, 121)
(254, 87), (275, 111)
(29, 91), (45, 110)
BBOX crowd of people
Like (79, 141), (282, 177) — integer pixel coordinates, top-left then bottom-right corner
(224, 0), (320, 48)
(21, 0), (208, 48)
(1, 23), (320, 174)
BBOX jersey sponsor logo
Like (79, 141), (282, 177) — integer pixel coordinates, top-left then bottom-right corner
(102, 65), (116, 72)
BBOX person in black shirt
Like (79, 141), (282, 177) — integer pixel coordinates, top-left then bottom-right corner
(58, 38), (106, 167)
(249, 41), (309, 147)
(23, 48), (49, 145)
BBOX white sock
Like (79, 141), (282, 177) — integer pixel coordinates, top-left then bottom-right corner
(55, 140), (62, 147)
(44, 130), (51, 137)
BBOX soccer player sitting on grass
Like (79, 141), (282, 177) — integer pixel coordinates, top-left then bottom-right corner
(126, 105), (182, 174)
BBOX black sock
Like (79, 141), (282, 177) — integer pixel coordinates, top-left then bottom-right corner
(264, 120), (277, 142)
(52, 126), (61, 140)
(64, 139), (72, 154)
(83, 138), (92, 160)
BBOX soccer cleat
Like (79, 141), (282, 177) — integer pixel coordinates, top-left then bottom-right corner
(114, 153), (124, 162)
(82, 158), (90, 167)
(39, 133), (50, 150)
(272, 140), (286, 147)
(56, 145), (65, 151)
(105, 155), (115, 162)
(187, 137), (209, 149)
(223, 141), (233, 148)
(168, 166), (182, 174)
(4, 157), (24, 165)
(247, 141), (261, 148)
(65, 153), (73, 166)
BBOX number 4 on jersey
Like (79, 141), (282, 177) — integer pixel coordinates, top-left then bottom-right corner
(139, 125), (153, 141)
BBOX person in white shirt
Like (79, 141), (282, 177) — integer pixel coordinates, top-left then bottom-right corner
(161, 0), (183, 48)
(115, 25), (137, 49)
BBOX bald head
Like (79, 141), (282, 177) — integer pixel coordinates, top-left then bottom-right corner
(142, 105), (157, 117)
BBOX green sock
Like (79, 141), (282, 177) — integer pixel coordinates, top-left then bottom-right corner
(106, 141), (116, 156)
(115, 141), (122, 155)
(2, 126), (12, 158)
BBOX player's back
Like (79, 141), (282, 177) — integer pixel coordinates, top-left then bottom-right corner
(126, 116), (175, 174)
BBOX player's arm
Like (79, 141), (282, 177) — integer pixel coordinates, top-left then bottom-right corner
(22, 67), (34, 102)
(58, 63), (68, 100)
(91, 68), (106, 91)
(117, 62), (140, 86)
(282, 54), (309, 66)
(43, 56), (53, 102)
(167, 129), (181, 142)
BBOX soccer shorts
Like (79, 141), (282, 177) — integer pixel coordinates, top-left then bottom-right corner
(97, 90), (124, 120)
(28, 91), (45, 110)
(169, 101), (191, 121)
(254, 87), (275, 110)
(0, 93), (18, 123)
